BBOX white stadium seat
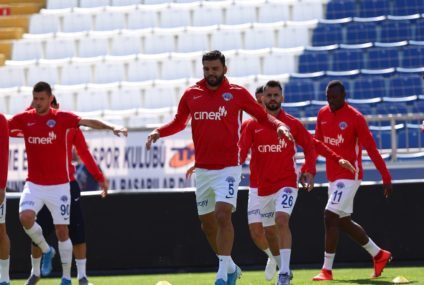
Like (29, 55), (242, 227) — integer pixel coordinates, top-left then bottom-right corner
(110, 83), (143, 110)
(143, 79), (184, 108)
(159, 3), (193, 28)
(111, 0), (141, 6)
(62, 13), (93, 33)
(143, 28), (179, 54)
(226, 49), (265, 77)
(45, 39), (76, 59)
(161, 52), (200, 80)
(292, 0), (324, 21)
(258, 0), (291, 23)
(76, 84), (111, 111)
(78, 37), (110, 57)
(9, 87), (33, 114)
(277, 20), (317, 48)
(94, 61), (126, 83)
(79, 0), (110, 8)
(262, 47), (302, 75)
(127, 7), (160, 29)
(224, 1), (258, 25)
(176, 26), (212, 53)
(94, 11), (126, 31)
(29, 14), (60, 34)
(47, 0), (78, 9)
(27, 65), (60, 86)
(12, 40), (44, 60)
(52, 84), (85, 111)
(60, 62), (93, 85)
(110, 33), (143, 56)
(127, 55), (163, 82)
(210, 24), (246, 51)
(192, 1), (227, 26)
(244, 23), (278, 50)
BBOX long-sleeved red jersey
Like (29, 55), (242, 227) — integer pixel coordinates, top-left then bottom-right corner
(0, 113), (8, 189)
(240, 110), (316, 196)
(158, 77), (285, 170)
(315, 103), (391, 184)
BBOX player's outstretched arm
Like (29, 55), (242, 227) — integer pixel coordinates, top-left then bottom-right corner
(79, 118), (128, 137)
(146, 129), (160, 150)
(338, 159), (356, 174)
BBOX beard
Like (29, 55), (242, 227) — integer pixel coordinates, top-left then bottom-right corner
(206, 74), (225, 87)
(265, 102), (280, 111)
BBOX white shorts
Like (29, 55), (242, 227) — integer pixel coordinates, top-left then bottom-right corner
(195, 166), (242, 216)
(0, 198), (6, 224)
(247, 188), (261, 224)
(325, 179), (362, 218)
(259, 187), (298, 227)
(19, 182), (71, 225)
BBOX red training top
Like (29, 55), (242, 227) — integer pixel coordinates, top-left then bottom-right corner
(0, 113), (8, 189)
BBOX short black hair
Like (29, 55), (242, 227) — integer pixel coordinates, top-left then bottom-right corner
(255, 85), (264, 95)
(264, 80), (283, 91)
(33, 81), (52, 95)
(202, 50), (226, 66)
(327, 80), (345, 94)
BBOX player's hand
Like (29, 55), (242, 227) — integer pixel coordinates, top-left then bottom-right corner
(383, 183), (392, 198)
(0, 188), (5, 205)
(100, 179), (109, 198)
(186, 166), (196, 179)
(146, 129), (160, 150)
(113, 126), (128, 137)
(299, 172), (314, 192)
(277, 125), (294, 142)
(338, 159), (356, 174)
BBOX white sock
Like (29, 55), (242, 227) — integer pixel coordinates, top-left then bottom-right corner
(30, 255), (41, 277)
(58, 239), (73, 280)
(227, 256), (236, 274)
(217, 255), (229, 281)
(264, 248), (274, 259)
(76, 259), (87, 279)
(24, 224), (49, 253)
(323, 252), (335, 270)
(273, 255), (281, 270)
(362, 238), (380, 257)
(0, 258), (10, 282)
(279, 249), (291, 274)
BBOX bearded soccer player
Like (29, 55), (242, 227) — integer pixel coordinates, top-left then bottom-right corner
(312, 80), (392, 281)
(8, 82), (127, 285)
(146, 50), (292, 285)
(0, 113), (10, 285)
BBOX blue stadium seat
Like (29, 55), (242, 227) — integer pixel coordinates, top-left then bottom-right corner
(414, 19), (424, 41)
(359, 0), (390, 17)
(332, 48), (364, 71)
(317, 76), (354, 98)
(388, 74), (423, 97)
(380, 20), (413, 43)
(397, 125), (424, 149)
(284, 79), (316, 102)
(370, 126), (393, 149)
(348, 103), (374, 115)
(326, 0), (357, 19)
(298, 51), (330, 73)
(375, 101), (409, 114)
(304, 104), (323, 118)
(352, 75), (387, 98)
(366, 47), (399, 69)
(410, 100), (424, 114)
(345, 21), (378, 44)
(312, 23), (343, 46)
(391, 0), (424, 16)
(401, 45), (424, 68)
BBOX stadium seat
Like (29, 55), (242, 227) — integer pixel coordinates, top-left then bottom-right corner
(29, 14), (61, 34)
(9, 88), (33, 114)
(110, 34), (143, 56)
(401, 44), (424, 68)
(192, 1), (226, 27)
(144, 80), (183, 108)
(45, 39), (76, 59)
(276, 21), (313, 48)
(127, 56), (162, 82)
(60, 63), (93, 85)
(12, 40), (44, 61)
(410, 100), (424, 114)
(380, 19), (413, 43)
(210, 25), (245, 51)
(318, 75), (354, 98)
(62, 13), (93, 33)
(332, 48), (364, 71)
(76, 85), (110, 112)
(257, 0), (290, 23)
(47, 0), (78, 9)
(292, 0), (325, 21)
(161, 53), (198, 80)
(176, 26), (211, 53)
(111, 0), (141, 6)
(0, 66), (26, 88)
(391, 0), (424, 16)
(160, 3), (192, 28)
(94, 11), (126, 31)
(304, 104), (323, 117)
(414, 19), (424, 41)
(79, 0), (109, 8)
(348, 103), (374, 115)
(325, 0), (356, 20)
(366, 47), (400, 69)
(311, 23), (343, 46)
(226, 50), (263, 77)
(127, 8), (159, 29)
(27, 65), (60, 86)
(94, 62), (126, 83)
(352, 75), (387, 98)
(143, 28), (179, 54)
(345, 21), (378, 44)
(262, 48), (299, 75)
(298, 49), (332, 73)
(358, 0), (390, 17)
(284, 79), (316, 102)
(388, 74), (423, 97)
(79, 37), (110, 58)
(110, 84), (143, 110)
(370, 125), (397, 149)
(244, 24), (277, 50)
(224, 2), (257, 25)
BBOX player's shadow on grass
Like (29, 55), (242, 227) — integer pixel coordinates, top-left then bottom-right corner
(333, 279), (418, 284)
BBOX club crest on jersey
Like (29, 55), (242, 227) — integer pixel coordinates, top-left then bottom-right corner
(283, 188), (292, 194)
(60, 195), (68, 202)
(225, 176), (235, 183)
(339, 121), (348, 130)
(47, 119), (56, 128)
(222, 92), (233, 101)
(336, 181), (345, 189)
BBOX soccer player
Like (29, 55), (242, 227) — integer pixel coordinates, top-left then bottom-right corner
(245, 85), (278, 281)
(8, 82), (127, 285)
(0, 113), (10, 285)
(145, 50), (292, 285)
(312, 80), (393, 281)
(20, 97), (108, 285)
